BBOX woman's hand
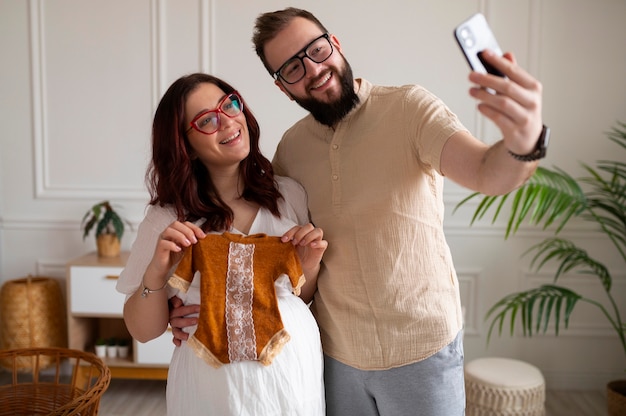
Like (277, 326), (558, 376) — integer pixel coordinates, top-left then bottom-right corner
(147, 221), (206, 277)
(282, 223), (328, 303)
(281, 223), (328, 271)
(125, 221), (205, 343)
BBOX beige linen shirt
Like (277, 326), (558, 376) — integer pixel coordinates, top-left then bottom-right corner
(272, 78), (467, 370)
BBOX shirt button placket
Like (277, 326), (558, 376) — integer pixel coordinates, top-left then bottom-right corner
(330, 142), (341, 207)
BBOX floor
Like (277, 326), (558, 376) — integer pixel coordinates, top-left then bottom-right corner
(0, 369), (610, 415)
(544, 389), (608, 416)
(97, 378), (610, 416)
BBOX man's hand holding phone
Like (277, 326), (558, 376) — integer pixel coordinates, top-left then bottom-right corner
(454, 13), (546, 159)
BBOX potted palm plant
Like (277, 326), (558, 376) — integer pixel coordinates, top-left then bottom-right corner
(455, 121), (626, 415)
(81, 200), (129, 257)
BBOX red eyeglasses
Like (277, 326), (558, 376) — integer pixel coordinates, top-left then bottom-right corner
(186, 92), (243, 135)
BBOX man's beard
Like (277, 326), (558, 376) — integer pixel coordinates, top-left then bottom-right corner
(293, 57), (359, 127)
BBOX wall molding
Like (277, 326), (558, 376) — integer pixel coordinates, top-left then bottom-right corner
(0, 218), (140, 231)
(543, 368), (624, 390)
(458, 268), (483, 336)
(36, 259), (66, 278)
(29, 0), (161, 200)
(199, 0), (213, 74)
(0, 216), (604, 238)
(152, 0), (165, 108)
(528, 0), (543, 77)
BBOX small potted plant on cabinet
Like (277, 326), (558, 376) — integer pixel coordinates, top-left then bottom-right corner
(116, 338), (130, 359)
(106, 337), (118, 359)
(94, 338), (107, 358)
(81, 200), (129, 257)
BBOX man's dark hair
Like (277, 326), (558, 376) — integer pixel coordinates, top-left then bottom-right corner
(252, 7), (328, 76)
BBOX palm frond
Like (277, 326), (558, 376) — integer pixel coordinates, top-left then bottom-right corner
(486, 285), (582, 342)
(596, 161), (626, 181)
(454, 192), (509, 226)
(455, 167), (587, 238)
(606, 121), (626, 150)
(526, 238), (612, 292)
(581, 163), (626, 260)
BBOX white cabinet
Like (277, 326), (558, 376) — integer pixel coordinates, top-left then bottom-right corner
(67, 252), (172, 379)
(69, 264), (125, 315)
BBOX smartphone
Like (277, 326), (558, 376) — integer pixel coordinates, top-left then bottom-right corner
(454, 13), (505, 77)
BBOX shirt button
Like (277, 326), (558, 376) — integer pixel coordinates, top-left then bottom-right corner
(332, 174), (339, 181)
(332, 144), (339, 150)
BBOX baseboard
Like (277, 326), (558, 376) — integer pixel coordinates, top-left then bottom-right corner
(543, 369), (625, 390)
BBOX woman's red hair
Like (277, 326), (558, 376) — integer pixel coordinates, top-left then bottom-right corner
(146, 73), (281, 231)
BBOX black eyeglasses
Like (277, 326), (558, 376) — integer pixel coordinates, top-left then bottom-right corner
(186, 92), (243, 135)
(273, 33), (334, 84)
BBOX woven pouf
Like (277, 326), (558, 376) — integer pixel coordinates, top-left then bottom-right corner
(0, 276), (68, 370)
(465, 357), (545, 416)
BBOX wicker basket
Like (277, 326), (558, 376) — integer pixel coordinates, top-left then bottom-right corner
(0, 277), (67, 370)
(0, 347), (111, 416)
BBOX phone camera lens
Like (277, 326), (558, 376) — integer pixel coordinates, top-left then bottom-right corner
(460, 27), (475, 48)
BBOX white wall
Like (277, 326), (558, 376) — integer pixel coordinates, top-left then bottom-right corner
(1, 0), (624, 390)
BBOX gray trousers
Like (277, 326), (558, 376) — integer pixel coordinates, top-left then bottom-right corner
(324, 330), (465, 416)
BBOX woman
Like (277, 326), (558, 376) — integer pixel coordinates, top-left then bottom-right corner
(116, 73), (326, 415)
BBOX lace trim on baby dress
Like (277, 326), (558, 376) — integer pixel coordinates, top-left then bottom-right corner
(225, 241), (257, 362)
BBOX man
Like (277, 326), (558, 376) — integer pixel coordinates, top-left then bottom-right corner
(171, 7), (547, 415)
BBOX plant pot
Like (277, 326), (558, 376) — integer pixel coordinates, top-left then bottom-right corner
(95, 344), (107, 358)
(97, 234), (121, 257)
(117, 345), (129, 359)
(106, 345), (117, 358)
(607, 380), (626, 416)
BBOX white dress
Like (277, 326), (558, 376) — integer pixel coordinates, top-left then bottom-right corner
(116, 177), (325, 416)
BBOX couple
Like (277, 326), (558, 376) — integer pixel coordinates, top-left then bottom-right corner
(116, 7), (546, 416)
